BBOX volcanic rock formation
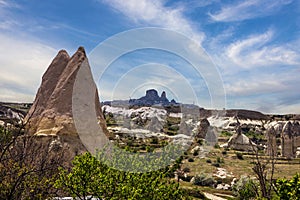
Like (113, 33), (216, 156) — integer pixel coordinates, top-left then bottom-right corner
(24, 47), (108, 155)
(129, 89), (177, 106)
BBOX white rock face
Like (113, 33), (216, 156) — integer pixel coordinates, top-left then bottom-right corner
(226, 133), (256, 151)
(102, 105), (167, 122)
(23, 47), (109, 158)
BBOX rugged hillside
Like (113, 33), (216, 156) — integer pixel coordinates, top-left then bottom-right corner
(0, 102), (30, 125)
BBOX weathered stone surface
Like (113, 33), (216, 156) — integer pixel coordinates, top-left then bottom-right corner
(197, 118), (210, 138)
(265, 126), (277, 156)
(281, 121), (296, 158)
(226, 133), (256, 151)
(24, 47), (108, 156)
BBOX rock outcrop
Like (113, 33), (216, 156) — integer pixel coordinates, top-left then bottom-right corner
(0, 103), (26, 125)
(264, 121), (300, 158)
(197, 118), (210, 138)
(223, 117), (256, 151)
(281, 121), (300, 158)
(265, 126), (277, 156)
(24, 47), (108, 156)
(129, 89), (177, 106)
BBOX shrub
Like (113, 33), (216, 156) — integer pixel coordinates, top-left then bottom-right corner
(183, 167), (190, 173)
(276, 173), (300, 200)
(188, 158), (194, 162)
(197, 139), (203, 145)
(146, 146), (154, 152)
(221, 131), (233, 137)
(212, 163), (220, 167)
(140, 144), (146, 150)
(193, 151), (199, 156)
(55, 152), (187, 199)
(192, 173), (215, 186)
(150, 137), (158, 144)
(222, 150), (227, 155)
(236, 152), (244, 160)
(206, 159), (212, 163)
(232, 176), (257, 200)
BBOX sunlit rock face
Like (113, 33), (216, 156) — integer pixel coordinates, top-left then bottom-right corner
(24, 47), (108, 156)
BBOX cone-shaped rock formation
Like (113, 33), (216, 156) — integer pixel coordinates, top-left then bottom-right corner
(24, 47), (108, 155)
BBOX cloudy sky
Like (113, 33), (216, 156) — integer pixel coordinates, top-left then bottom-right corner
(0, 0), (299, 114)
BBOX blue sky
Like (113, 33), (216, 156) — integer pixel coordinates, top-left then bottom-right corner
(0, 0), (299, 114)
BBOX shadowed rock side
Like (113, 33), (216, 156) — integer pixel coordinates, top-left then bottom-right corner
(24, 47), (108, 156)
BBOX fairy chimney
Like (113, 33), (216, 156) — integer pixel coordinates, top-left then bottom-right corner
(24, 47), (108, 155)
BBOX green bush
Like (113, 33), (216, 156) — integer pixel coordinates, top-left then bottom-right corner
(188, 158), (194, 162)
(276, 173), (300, 200)
(192, 173), (215, 186)
(197, 139), (203, 145)
(236, 152), (244, 160)
(150, 137), (158, 144)
(212, 163), (220, 167)
(221, 131), (233, 137)
(55, 152), (188, 199)
(233, 176), (257, 200)
(183, 167), (190, 173)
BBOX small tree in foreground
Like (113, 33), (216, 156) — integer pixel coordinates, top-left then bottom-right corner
(55, 152), (189, 199)
(276, 173), (300, 200)
(232, 175), (257, 200)
(0, 125), (64, 199)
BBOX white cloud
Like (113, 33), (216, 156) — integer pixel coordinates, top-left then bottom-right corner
(209, 0), (293, 22)
(0, 33), (57, 102)
(225, 30), (299, 68)
(225, 78), (287, 96)
(102, 0), (205, 44)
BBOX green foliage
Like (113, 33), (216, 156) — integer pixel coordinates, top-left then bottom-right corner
(150, 137), (158, 144)
(216, 157), (224, 163)
(0, 126), (61, 199)
(192, 173), (215, 187)
(188, 158), (194, 162)
(245, 131), (264, 140)
(220, 130), (233, 137)
(232, 176), (257, 200)
(146, 146), (154, 152)
(56, 152), (189, 199)
(163, 116), (181, 136)
(196, 139), (203, 145)
(276, 173), (300, 200)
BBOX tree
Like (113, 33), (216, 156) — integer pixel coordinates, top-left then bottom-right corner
(55, 152), (189, 199)
(232, 175), (257, 200)
(250, 131), (277, 199)
(276, 173), (300, 200)
(0, 124), (64, 199)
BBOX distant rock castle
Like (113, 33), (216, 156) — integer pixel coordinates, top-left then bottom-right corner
(129, 89), (177, 106)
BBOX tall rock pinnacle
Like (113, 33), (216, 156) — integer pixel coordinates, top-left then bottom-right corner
(25, 47), (108, 139)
